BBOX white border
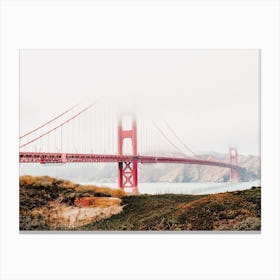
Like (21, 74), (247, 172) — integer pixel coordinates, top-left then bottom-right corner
(1, 1), (279, 280)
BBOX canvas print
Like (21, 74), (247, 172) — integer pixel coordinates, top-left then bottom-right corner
(19, 50), (261, 231)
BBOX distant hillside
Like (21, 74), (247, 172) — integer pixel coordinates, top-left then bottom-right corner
(20, 152), (260, 183)
(140, 152), (260, 182)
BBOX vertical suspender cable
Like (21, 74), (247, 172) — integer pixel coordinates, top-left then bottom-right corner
(61, 126), (63, 153)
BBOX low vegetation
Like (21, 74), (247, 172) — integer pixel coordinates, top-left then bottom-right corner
(19, 175), (261, 231)
(20, 175), (126, 230)
(81, 187), (261, 231)
(20, 175), (126, 198)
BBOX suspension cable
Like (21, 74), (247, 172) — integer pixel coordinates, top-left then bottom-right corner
(153, 122), (186, 156)
(19, 101), (98, 149)
(19, 102), (82, 139)
(164, 120), (198, 157)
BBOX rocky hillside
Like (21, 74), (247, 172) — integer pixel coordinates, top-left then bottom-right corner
(20, 176), (126, 230)
(20, 176), (261, 231)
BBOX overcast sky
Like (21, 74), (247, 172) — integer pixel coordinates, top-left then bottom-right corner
(20, 49), (260, 156)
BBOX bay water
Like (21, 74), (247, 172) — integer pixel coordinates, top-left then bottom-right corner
(79, 180), (260, 195)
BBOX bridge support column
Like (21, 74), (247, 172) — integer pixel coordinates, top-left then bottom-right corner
(229, 147), (239, 182)
(118, 115), (138, 193)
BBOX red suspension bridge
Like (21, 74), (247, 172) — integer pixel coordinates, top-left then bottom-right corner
(19, 100), (243, 193)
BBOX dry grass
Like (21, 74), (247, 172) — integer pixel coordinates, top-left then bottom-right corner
(173, 192), (260, 230)
(19, 175), (126, 198)
(74, 185), (126, 198)
(81, 187), (261, 231)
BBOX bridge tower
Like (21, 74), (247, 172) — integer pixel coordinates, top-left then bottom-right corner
(117, 114), (138, 192)
(229, 147), (239, 182)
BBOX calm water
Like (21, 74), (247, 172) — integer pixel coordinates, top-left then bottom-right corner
(79, 180), (261, 195)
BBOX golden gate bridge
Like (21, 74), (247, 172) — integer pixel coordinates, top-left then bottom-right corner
(19, 99), (243, 193)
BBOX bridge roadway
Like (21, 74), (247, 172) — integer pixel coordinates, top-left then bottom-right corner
(19, 152), (243, 170)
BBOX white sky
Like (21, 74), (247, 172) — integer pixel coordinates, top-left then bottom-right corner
(20, 49), (260, 155)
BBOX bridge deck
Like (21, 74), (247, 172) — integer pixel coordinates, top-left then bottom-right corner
(19, 152), (242, 170)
